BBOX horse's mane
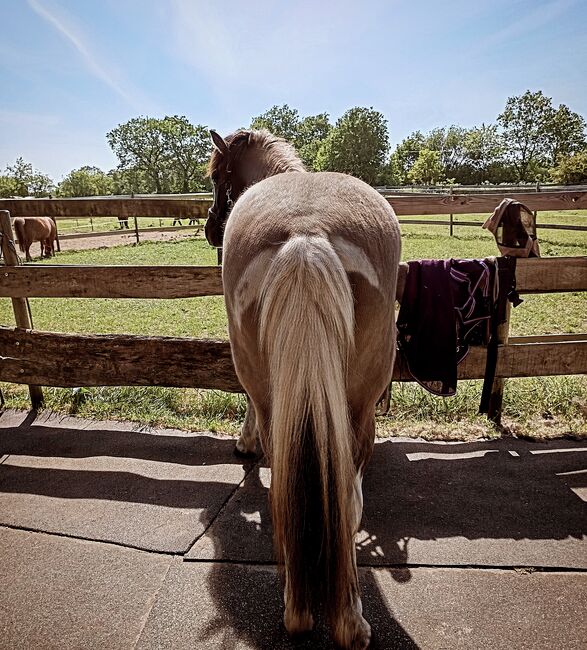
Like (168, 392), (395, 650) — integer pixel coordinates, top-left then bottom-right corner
(208, 129), (305, 177)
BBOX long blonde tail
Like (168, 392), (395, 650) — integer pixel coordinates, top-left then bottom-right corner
(259, 235), (356, 620)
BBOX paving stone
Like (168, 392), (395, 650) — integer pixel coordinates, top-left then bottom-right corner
(0, 411), (250, 552)
(136, 560), (587, 649)
(0, 527), (172, 650)
(188, 437), (587, 568)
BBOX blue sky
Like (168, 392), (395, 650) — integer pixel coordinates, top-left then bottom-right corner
(1, 0), (586, 180)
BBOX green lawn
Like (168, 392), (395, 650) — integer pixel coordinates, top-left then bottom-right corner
(1, 215), (586, 440)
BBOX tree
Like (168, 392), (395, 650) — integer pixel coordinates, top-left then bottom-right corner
(0, 175), (16, 198)
(4, 157), (54, 197)
(407, 148), (443, 185)
(295, 113), (332, 170)
(107, 116), (212, 194)
(425, 126), (469, 178)
(108, 167), (152, 195)
(159, 116), (211, 192)
(250, 104), (301, 142)
(388, 131), (425, 184)
(107, 117), (172, 193)
(550, 151), (587, 184)
(549, 104), (586, 162)
(498, 90), (557, 181)
(314, 107), (389, 185)
(462, 124), (507, 184)
(58, 166), (112, 197)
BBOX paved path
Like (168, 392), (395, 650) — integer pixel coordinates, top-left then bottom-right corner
(0, 409), (585, 649)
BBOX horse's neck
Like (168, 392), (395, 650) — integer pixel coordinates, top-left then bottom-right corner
(244, 147), (304, 187)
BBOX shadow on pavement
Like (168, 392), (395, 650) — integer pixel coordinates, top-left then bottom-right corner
(1, 414), (585, 648)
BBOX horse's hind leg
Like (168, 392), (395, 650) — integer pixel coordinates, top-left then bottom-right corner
(283, 563), (314, 637)
(331, 412), (374, 650)
(235, 397), (258, 456)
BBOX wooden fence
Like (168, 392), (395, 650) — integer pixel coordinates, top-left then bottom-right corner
(2, 188), (586, 242)
(0, 192), (586, 423)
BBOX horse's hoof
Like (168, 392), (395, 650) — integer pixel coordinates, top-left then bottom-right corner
(334, 616), (371, 650)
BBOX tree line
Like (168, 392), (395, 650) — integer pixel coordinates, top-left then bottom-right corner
(1, 90), (585, 198)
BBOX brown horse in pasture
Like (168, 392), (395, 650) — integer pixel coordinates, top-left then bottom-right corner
(206, 129), (401, 649)
(13, 217), (57, 262)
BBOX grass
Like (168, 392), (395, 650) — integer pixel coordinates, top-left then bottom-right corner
(1, 212), (586, 440)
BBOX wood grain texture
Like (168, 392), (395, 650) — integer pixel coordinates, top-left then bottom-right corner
(1, 257), (583, 299)
(0, 198), (210, 218)
(1, 327), (584, 391)
(0, 328), (240, 391)
(0, 265), (223, 298)
(386, 190), (587, 215)
(1, 190), (585, 218)
(516, 256), (587, 293)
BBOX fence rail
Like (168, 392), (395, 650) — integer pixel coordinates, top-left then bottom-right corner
(1, 189), (586, 218)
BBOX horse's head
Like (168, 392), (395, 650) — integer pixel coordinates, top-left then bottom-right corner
(206, 129), (252, 248)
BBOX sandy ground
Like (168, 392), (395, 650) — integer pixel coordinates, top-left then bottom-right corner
(54, 228), (198, 253)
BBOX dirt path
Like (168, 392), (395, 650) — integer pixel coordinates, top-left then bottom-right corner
(56, 229), (197, 252)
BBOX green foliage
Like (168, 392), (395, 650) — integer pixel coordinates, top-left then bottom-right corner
(250, 104), (301, 142)
(407, 148), (443, 184)
(388, 131), (425, 184)
(107, 115), (212, 194)
(2, 157), (54, 197)
(295, 113), (332, 169)
(58, 166), (113, 197)
(250, 105), (332, 169)
(550, 151), (587, 184)
(498, 90), (586, 181)
(550, 104), (587, 161)
(314, 107), (389, 184)
(0, 175), (17, 198)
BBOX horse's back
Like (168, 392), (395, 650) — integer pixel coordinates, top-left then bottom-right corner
(223, 171), (400, 291)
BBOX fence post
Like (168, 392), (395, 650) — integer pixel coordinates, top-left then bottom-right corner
(133, 216), (140, 244)
(487, 301), (511, 425)
(217, 247), (223, 265)
(0, 210), (44, 408)
(449, 213), (454, 237)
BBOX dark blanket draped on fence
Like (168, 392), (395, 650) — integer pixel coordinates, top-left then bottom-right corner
(396, 258), (497, 396)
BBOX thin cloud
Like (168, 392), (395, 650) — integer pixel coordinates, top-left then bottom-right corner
(475, 0), (577, 52)
(26, 0), (144, 110)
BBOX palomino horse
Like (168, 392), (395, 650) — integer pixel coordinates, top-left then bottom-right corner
(13, 217), (57, 262)
(206, 129), (400, 649)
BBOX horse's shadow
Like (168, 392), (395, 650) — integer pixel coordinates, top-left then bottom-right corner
(197, 436), (586, 648)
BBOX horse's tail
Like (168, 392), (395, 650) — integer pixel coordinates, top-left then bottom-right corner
(13, 218), (26, 253)
(259, 235), (356, 624)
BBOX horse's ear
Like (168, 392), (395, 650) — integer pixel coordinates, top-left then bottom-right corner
(210, 130), (229, 155)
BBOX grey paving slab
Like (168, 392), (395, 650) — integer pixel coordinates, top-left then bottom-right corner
(188, 437), (587, 568)
(136, 559), (587, 650)
(0, 410), (251, 552)
(0, 527), (172, 650)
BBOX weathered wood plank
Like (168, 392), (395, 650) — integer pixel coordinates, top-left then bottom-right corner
(0, 198), (210, 218)
(1, 328), (585, 391)
(0, 265), (224, 299)
(0, 257), (584, 299)
(510, 333), (587, 344)
(0, 328), (240, 391)
(387, 190), (587, 215)
(516, 257), (587, 293)
(1, 190), (586, 218)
